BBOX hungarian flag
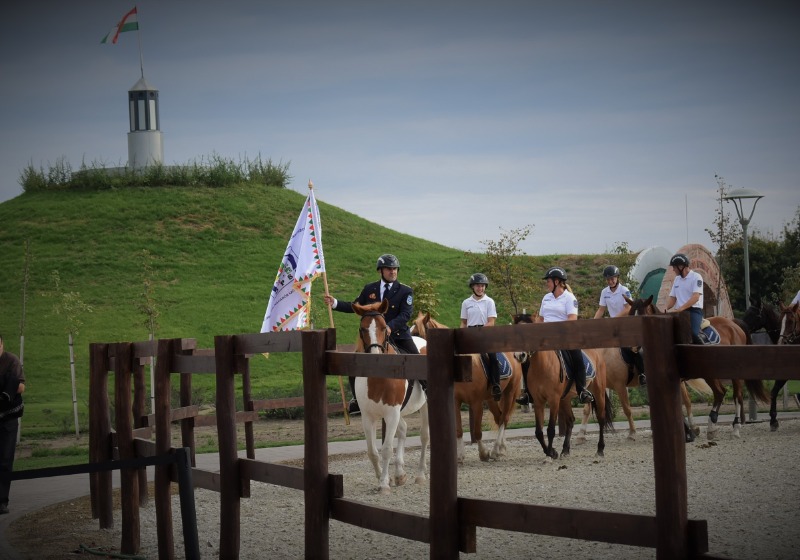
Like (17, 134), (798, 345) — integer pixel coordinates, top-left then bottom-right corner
(261, 190), (327, 332)
(100, 7), (139, 44)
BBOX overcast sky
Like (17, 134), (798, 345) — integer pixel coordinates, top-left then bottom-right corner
(3, 1), (799, 255)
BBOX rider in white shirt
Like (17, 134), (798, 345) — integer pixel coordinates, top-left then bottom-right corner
(536, 266), (594, 404)
(665, 253), (705, 343)
(460, 273), (502, 400)
(593, 265), (632, 319)
(791, 290), (800, 306)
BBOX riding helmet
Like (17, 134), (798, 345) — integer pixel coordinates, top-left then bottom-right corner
(542, 267), (568, 281)
(469, 273), (489, 287)
(669, 253), (690, 267)
(376, 254), (400, 270)
(603, 265), (620, 278)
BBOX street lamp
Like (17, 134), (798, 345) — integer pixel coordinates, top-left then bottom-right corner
(723, 187), (763, 421)
(723, 187), (764, 308)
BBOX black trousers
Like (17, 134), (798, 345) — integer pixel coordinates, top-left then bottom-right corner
(562, 349), (588, 390)
(0, 418), (19, 506)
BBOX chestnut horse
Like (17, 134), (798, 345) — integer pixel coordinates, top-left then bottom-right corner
(410, 312), (522, 463)
(627, 295), (769, 439)
(353, 300), (429, 494)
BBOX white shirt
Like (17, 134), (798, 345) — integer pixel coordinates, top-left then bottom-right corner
(598, 283), (632, 317)
(791, 290), (800, 306)
(669, 270), (704, 309)
(460, 295), (497, 327)
(539, 290), (579, 322)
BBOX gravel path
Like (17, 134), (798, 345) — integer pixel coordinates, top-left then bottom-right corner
(38, 417), (800, 560)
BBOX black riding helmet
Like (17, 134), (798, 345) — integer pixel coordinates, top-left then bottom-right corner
(603, 265), (620, 278)
(376, 254), (400, 270)
(542, 267), (568, 281)
(669, 253), (690, 267)
(469, 273), (489, 287)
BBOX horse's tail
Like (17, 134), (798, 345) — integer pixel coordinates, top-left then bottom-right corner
(745, 379), (770, 404)
(685, 378), (713, 397)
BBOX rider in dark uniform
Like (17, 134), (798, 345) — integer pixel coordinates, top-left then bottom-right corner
(324, 253), (419, 414)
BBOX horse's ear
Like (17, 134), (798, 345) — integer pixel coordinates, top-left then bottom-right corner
(424, 311), (431, 321)
(623, 294), (634, 305)
(379, 299), (390, 314)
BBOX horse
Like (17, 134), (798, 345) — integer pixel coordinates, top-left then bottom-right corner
(742, 296), (789, 430)
(626, 295), (769, 439)
(353, 300), (430, 494)
(510, 314), (614, 460)
(410, 312), (522, 463)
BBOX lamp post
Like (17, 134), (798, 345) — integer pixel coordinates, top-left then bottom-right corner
(723, 187), (763, 420)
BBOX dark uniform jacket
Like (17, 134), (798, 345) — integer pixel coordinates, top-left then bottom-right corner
(334, 280), (414, 342)
(0, 352), (24, 422)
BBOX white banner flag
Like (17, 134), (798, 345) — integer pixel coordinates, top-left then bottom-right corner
(261, 190), (326, 332)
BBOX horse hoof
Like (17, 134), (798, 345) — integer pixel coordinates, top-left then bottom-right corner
(395, 474), (408, 486)
(415, 475), (426, 485)
(379, 486), (391, 495)
(574, 436), (586, 445)
(627, 433), (636, 442)
(770, 421), (779, 432)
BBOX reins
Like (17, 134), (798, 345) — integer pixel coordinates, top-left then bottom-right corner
(359, 311), (390, 353)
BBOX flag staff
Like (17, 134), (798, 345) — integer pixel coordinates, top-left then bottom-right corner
(309, 180), (351, 425)
(135, 6), (145, 78)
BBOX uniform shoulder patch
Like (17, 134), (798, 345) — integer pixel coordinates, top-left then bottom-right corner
(406, 295), (413, 305)
(696, 279), (702, 287)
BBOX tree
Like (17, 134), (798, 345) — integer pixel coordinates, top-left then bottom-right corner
(409, 268), (441, 320)
(466, 224), (537, 319)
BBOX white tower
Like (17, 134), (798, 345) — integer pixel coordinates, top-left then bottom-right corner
(127, 76), (163, 169)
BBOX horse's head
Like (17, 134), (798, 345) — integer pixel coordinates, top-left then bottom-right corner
(512, 313), (534, 324)
(625, 295), (657, 317)
(744, 296), (781, 343)
(353, 300), (391, 353)
(410, 311), (430, 339)
(778, 302), (800, 345)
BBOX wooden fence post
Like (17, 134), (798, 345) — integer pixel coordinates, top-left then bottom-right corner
(302, 329), (334, 559)
(154, 338), (176, 560)
(133, 356), (149, 506)
(89, 342), (112, 527)
(114, 342), (141, 555)
(642, 315), (689, 559)
(215, 334), (241, 559)
(427, 327), (459, 560)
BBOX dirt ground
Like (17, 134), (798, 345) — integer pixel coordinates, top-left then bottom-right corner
(7, 400), (796, 559)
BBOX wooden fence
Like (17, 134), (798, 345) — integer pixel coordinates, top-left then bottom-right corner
(87, 314), (800, 559)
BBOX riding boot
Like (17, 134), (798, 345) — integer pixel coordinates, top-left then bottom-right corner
(347, 376), (360, 415)
(489, 354), (502, 401)
(638, 373), (647, 386)
(573, 368), (594, 404)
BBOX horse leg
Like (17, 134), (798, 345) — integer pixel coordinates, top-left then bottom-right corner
(769, 380), (787, 431)
(455, 398), (466, 464)
(707, 384), (724, 441)
(393, 416), (409, 487)
(731, 381), (744, 439)
(574, 402), (590, 444)
(595, 397), (606, 458)
(362, 416), (382, 479)
(533, 402), (552, 460)
(619, 387), (636, 441)
(681, 382), (700, 437)
(545, 406), (559, 461)
(471, 401), (491, 462)
(560, 401), (574, 458)
(414, 403), (430, 485)
(378, 412), (401, 494)
(486, 400), (505, 460)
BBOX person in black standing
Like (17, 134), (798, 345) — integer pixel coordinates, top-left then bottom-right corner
(0, 333), (25, 515)
(323, 253), (419, 414)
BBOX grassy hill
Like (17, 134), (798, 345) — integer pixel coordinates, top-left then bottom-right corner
(0, 184), (619, 437)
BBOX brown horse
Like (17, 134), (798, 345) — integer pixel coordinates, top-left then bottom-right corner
(410, 312), (522, 463)
(353, 301), (429, 494)
(627, 295), (769, 439)
(778, 302), (800, 345)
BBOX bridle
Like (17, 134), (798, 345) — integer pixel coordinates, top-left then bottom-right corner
(359, 311), (390, 353)
(778, 309), (800, 345)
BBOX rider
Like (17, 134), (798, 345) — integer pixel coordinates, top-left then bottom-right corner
(536, 266), (594, 404)
(323, 253), (420, 415)
(593, 265), (646, 386)
(665, 253), (705, 344)
(460, 273), (502, 401)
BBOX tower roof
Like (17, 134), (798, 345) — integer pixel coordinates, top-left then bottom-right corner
(129, 76), (158, 92)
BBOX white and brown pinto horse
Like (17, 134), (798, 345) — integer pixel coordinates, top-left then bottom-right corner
(353, 300), (429, 494)
(410, 312), (523, 463)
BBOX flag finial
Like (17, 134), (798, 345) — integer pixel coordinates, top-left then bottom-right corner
(308, 179), (314, 191)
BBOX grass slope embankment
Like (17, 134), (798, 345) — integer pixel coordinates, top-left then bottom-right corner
(1, 182), (635, 443)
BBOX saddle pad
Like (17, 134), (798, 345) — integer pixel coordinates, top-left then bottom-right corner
(701, 325), (721, 345)
(479, 353), (513, 380)
(557, 350), (597, 381)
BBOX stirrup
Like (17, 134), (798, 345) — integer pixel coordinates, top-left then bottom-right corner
(348, 399), (360, 415)
(578, 390), (594, 404)
(491, 383), (502, 401)
(516, 393), (531, 406)
(638, 373), (647, 386)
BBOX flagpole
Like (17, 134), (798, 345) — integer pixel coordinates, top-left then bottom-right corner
(309, 180), (350, 425)
(135, 6), (145, 79)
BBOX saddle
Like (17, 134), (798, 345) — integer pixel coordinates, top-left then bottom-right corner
(556, 350), (597, 383)
(478, 353), (513, 381)
(696, 319), (721, 345)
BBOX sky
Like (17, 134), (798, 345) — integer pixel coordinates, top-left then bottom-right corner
(3, 1), (800, 256)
